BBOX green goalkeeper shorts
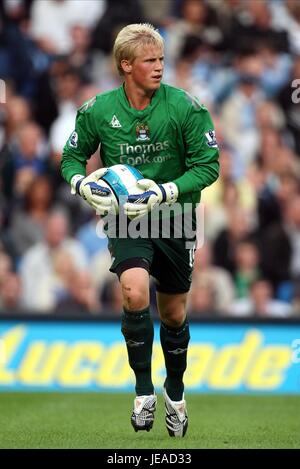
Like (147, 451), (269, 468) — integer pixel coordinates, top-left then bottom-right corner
(107, 211), (197, 294)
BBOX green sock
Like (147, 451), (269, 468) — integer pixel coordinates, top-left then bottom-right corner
(160, 318), (190, 401)
(121, 307), (154, 396)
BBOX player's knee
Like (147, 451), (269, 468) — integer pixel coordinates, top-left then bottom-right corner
(120, 268), (149, 311)
(121, 283), (149, 311)
(159, 295), (186, 327)
(162, 311), (185, 328)
(159, 301), (186, 327)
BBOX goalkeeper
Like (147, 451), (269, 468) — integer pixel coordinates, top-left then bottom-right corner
(61, 23), (219, 437)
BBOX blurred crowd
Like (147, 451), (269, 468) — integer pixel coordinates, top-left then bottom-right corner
(0, 0), (300, 318)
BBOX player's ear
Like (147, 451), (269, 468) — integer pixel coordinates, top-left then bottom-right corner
(121, 59), (132, 74)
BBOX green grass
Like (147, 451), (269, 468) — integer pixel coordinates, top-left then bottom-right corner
(0, 393), (299, 449)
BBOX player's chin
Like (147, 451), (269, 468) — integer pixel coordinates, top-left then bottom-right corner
(149, 80), (161, 90)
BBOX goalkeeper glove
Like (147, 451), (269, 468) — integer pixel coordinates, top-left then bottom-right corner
(123, 178), (178, 219)
(70, 168), (113, 216)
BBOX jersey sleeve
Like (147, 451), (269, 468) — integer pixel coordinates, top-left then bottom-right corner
(172, 94), (219, 195)
(60, 98), (100, 184)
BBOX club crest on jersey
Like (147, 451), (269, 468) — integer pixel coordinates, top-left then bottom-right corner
(136, 122), (150, 141)
(205, 130), (218, 148)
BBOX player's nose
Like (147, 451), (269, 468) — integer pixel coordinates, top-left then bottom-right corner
(155, 59), (163, 71)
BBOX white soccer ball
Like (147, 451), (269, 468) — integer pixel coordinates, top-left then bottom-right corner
(99, 164), (144, 214)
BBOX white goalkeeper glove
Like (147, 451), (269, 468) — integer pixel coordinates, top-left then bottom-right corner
(70, 168), (113, 216)
(123, 179), (178, 219)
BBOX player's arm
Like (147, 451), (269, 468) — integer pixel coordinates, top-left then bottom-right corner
(172, 95), (219, 195)
(60, 99), (112, 215)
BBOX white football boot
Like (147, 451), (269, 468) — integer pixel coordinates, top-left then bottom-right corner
(131, 394), (157, 432)
(163, 387), (188, 437)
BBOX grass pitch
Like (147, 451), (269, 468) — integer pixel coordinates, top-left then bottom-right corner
(0, 393), (299, 449)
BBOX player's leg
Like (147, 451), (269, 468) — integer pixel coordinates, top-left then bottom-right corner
(118, 265), (156, 432)
(151, 233), (193, 403)
(156, 291), (190, 437)
(156, 291), (190, 399)
(108, 234), (156, 432)
(119, 266), (154, 396)
(157, 291), (190, 401)
(151, 209), (196, 437)
(108, 237), (155, 398)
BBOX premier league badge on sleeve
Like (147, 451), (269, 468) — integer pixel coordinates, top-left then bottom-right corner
(69, 131), (78, 148)
(205, 130), (218, 148)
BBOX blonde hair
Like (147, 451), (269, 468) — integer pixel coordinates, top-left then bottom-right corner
(113, 23), (164, 76)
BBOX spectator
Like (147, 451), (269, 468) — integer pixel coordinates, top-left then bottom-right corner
(188, 275), (216, 316)
(76, 214), (108, 259)
(9, 121), (48, 200)
(233, 240), (261, 298)
(0, 251), (13, 287)
(54, 269), (101, 315)
(49, 83), (100, 169)
(192, 242), (235, 313)
(19, 209), (88, 311)
(165, 34), (214, 108)
(271, 0), (300, 54)
(256, 99), (286, 132)
(4, 95), (32, 142)
(221, 73), (263, 167)
(202, 148), (257, 240)
(260, 195), (300, 292)
(228, 279), (292, 317)
(163, 0), (221, 66)
(9, 175), (54, 259)
(277, 55), (300, 154)
(91, 0), (144, 55)
(225, 1), (289, 54)
(101, 277), (123, 315)
(0, 273), (22, 313)
(30, 0), (105, 55)
(213, 207), (257, 274)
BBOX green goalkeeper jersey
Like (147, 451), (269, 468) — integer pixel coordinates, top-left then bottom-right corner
(61, 82), (219, 206)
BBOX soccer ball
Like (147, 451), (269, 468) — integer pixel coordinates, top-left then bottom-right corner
(99, 164), (144, 214)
